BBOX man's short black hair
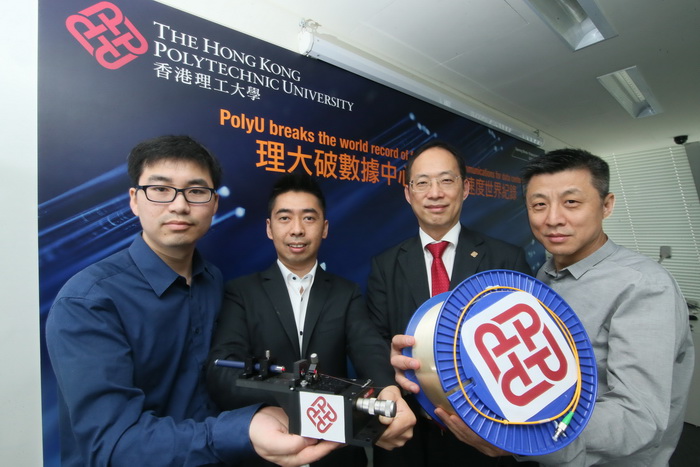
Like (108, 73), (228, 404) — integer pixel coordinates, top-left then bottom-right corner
(406, 140), (467, 181)
(521, 148), (610, 198)
(268, 172), (326, 217)
(127, 135), (223, 189)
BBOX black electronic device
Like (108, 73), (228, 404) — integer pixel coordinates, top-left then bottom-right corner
(215, 353), (395, 446)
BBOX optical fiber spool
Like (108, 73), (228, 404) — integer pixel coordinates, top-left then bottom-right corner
(404, 269), (597, 455)
(403, 293), (452, 424)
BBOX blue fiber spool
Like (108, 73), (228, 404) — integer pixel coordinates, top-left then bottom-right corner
(404, 269), (597, 456)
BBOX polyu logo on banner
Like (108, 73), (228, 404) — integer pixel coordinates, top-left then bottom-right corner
(299, 393), (346, 443)
(66, 2), (148, 70)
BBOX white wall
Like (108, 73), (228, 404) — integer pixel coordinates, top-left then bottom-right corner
(687, 142), (700, 198)
(0, 2), (42, 465)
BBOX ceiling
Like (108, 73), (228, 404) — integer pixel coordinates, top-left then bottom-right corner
(157, 0), (700, 155)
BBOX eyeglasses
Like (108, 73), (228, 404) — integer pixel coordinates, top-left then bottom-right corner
(409, 175), (461, 193)
(136, 185), (216, 204)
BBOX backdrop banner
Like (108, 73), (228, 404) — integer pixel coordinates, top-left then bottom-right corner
(38, 1), (544, 464)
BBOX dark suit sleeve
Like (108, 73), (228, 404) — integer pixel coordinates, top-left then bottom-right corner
(343, 282), (395, 388)
(366, 255), (393, 344)
(510, 245), (532, 276)
(206, 279), (278, 410)
(475, 229), (533, 277)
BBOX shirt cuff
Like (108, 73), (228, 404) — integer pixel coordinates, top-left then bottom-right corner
(211, 403), (262, 462)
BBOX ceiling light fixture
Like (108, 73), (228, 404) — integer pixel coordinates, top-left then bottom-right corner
(523, 0), (616, 50)
(298, 21), (543, 147)
(597, 66), (663, 118)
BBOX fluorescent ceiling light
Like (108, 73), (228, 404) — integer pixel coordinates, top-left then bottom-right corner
(597, 66), (663, 118)
(298, 27), (542, 147)
(524, 0), (617, 50)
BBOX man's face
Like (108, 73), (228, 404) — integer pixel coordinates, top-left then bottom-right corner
(404, 147), (469, 240)
(525, 168), (614, 270)
(129, 159), (218, 259)
(267, 190), (328, 276)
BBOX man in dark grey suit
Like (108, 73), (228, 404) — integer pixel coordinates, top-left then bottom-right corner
(207, 173), (415, 466)
(367, 141), (533, 467)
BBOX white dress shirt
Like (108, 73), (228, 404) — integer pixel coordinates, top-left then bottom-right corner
(277, 259), (316, 349)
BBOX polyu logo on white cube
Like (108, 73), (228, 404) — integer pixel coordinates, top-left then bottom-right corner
(300, 393), (346, 442)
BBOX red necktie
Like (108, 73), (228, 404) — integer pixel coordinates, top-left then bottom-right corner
(427, 241), (450, 296)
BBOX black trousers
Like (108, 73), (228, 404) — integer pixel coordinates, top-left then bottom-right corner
(238, 444), (367, 467)
(373, 413), (538, 467)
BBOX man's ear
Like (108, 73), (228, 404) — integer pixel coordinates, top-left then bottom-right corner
(266, 218), (273, 240)
(129, 187), (139, 217)
(603, 192), (615, 219)
(211, 193), (219, 214)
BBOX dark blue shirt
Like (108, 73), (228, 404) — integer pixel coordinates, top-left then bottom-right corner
(46, 235), (258, 466)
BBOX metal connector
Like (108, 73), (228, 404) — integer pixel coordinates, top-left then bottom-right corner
(355, 397), (396, 418)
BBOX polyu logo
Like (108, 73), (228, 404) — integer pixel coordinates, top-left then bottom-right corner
(462, 291), (578, 422)
(66, 2), (147, 70)
(306, 396), (337, 433)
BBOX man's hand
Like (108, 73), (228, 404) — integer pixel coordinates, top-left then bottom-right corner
(391, 335), (510, 458)
(390, 334), (421, 394)
(374, 385), (416, 450)
(434, 407), (510, 457)
(249, 406), (341, 466)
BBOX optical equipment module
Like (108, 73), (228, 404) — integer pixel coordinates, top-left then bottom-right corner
(404, 270), (597, 456)
(215, 353), (395, 446)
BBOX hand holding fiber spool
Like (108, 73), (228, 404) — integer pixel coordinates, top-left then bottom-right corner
(398, 270), (597, 456)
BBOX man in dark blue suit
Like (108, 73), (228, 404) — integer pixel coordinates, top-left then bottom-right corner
(207, 173), (415, 466)
(367, 141), (533, 466)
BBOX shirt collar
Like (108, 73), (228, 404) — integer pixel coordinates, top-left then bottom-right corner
(542, 237), (617, 280)
(129, 234), (207, 296)
(419, 222), (461, 249)
(276, 259), (317, 282)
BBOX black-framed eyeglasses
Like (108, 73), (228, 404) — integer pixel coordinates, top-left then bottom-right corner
(136, 185), (216, 204)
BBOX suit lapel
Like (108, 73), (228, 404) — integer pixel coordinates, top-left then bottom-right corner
(261, 265), (301, 357)
(301, 267), (329, 357)
(399, 236), (431, 308)
(451, 227), (486, 286)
